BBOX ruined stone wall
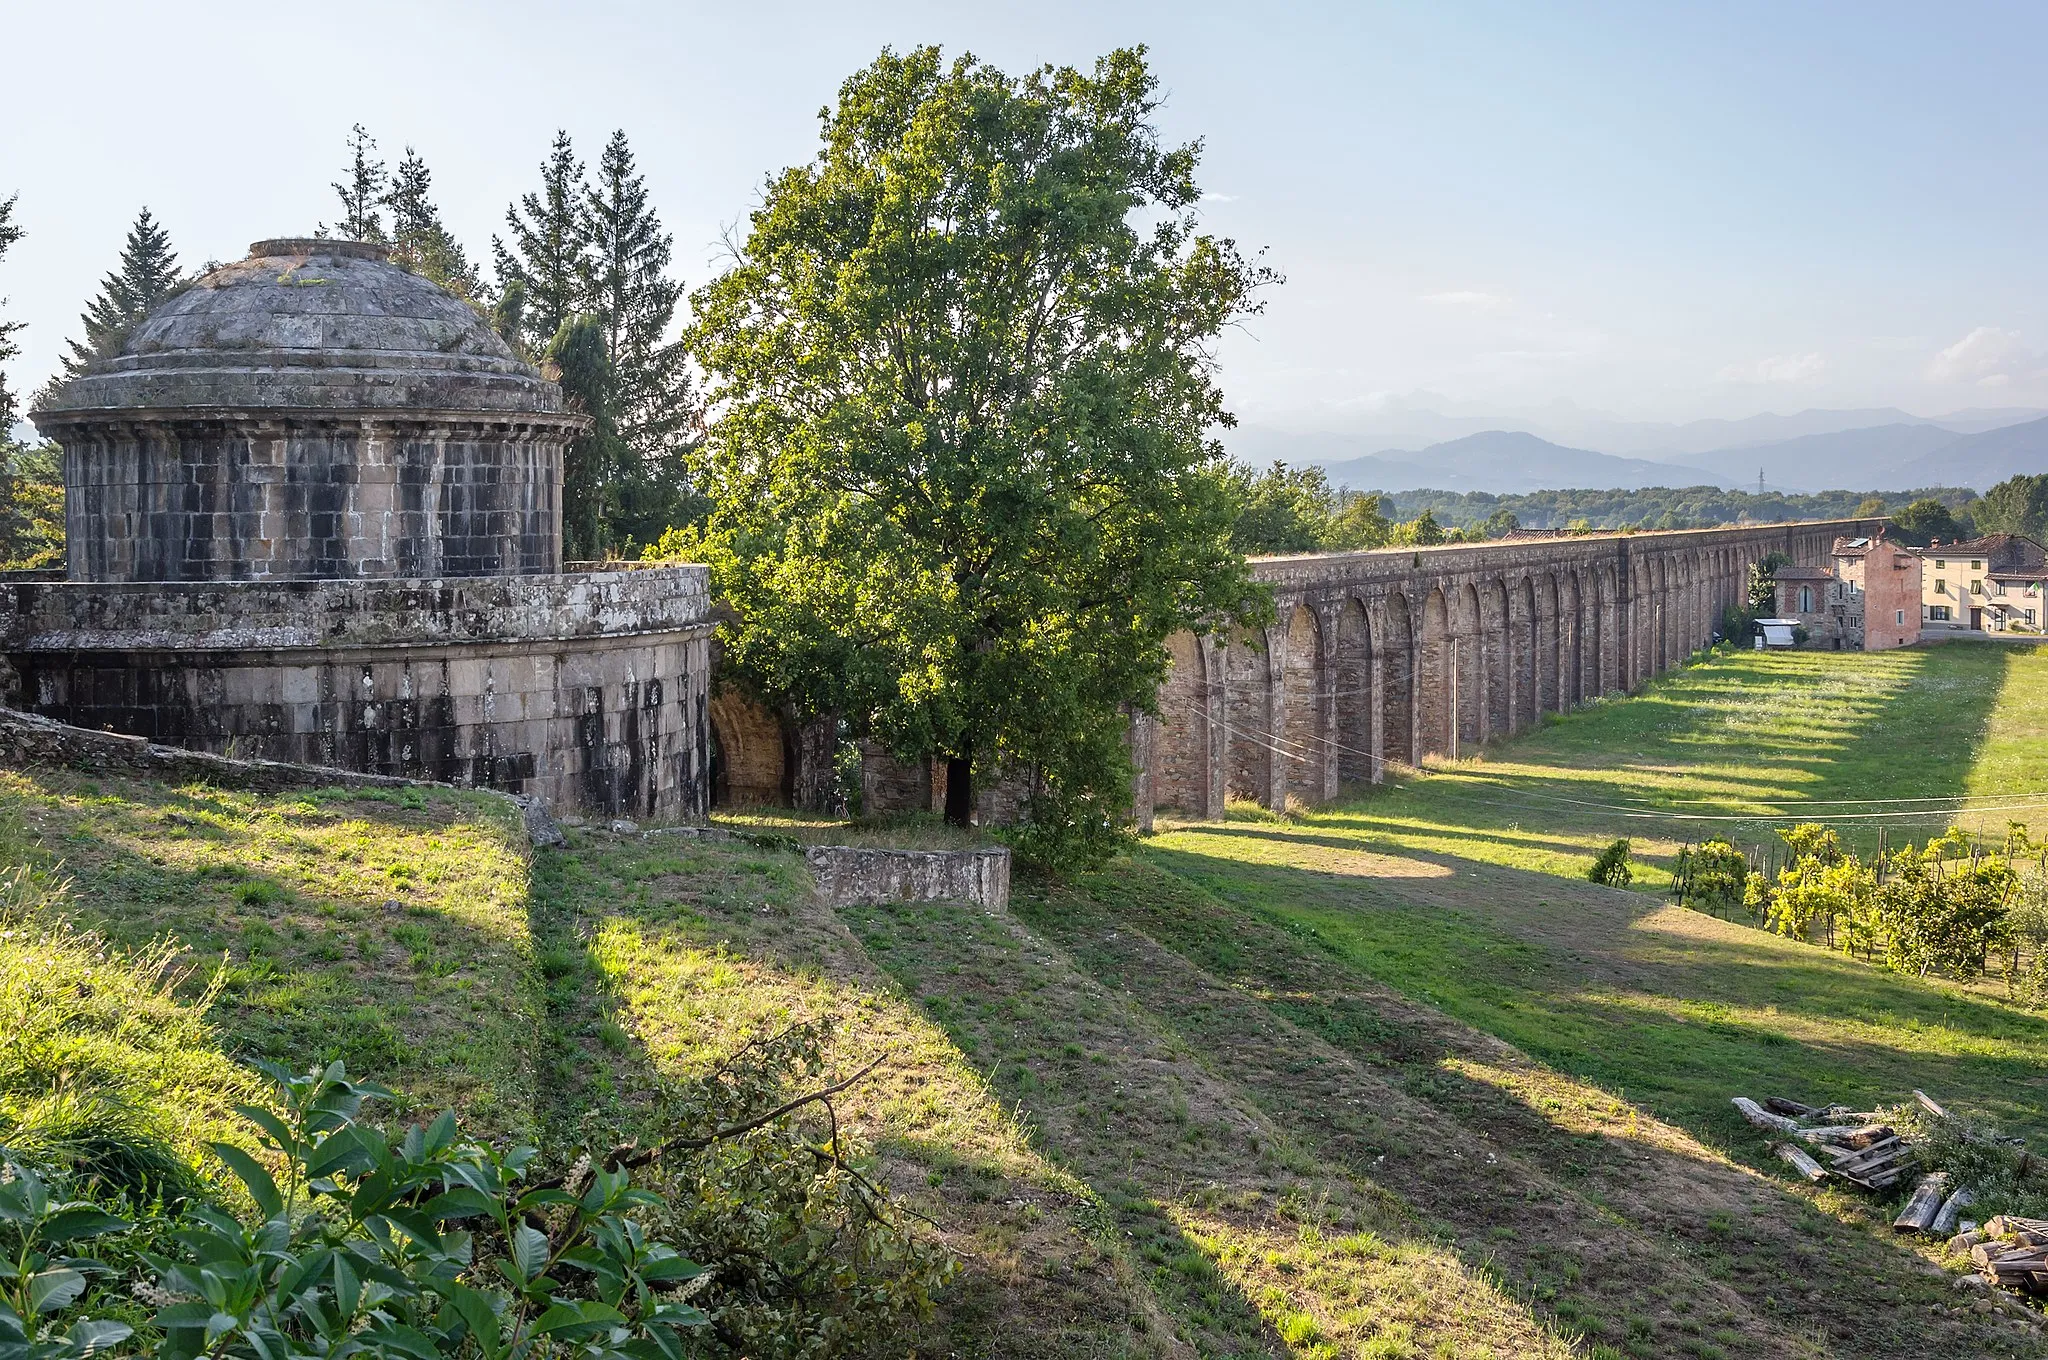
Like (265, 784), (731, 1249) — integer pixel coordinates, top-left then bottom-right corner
(1145, 518), (1882, 817)
(803, 844), (1010, 912)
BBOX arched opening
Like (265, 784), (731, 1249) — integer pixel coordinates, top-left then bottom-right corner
(1518, 576), (1540, 730)
(1282, 605), (1325, 808)
(1484, 578), (1512, 738)
(1420, 588), (1456, 761)
(1154, 630), (1210, 815)
(1224, 634), (1271, 805)
(1382, 593), (1415, 766)
(1456, 582), (1485, 753)
(706, 690), (786, 808)
(1335, 598), (1374, 786)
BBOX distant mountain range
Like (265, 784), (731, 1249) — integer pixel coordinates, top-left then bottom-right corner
(1234, 405), (2048, 494)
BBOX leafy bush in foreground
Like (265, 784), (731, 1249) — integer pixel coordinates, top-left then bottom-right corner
(3, 1048), (949, 1360)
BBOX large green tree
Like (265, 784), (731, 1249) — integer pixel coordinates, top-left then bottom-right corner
(1974, 473), (2048, 542)
(494, 132), (588, 357)
(1225, 461), (1338, 555)
(62, 207), (184, 376)
(383, 147), (481, 297)
(1891, 496), (1969, 545)
(581, 130), (698, 543)
(688, 46), (1273, 861)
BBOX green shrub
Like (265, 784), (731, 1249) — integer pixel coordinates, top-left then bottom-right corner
(1587, 839), (1632, 888)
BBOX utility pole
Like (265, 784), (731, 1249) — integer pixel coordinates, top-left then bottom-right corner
(1758, 467), (1765, 496)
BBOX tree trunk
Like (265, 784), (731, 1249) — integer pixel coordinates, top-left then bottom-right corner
(944, 748), (974, 827)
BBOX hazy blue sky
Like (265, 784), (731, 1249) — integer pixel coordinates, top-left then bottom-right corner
(5, 0), (2047, 432)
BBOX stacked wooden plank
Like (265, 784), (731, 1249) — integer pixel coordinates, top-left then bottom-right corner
(1968, 1217), (2048, 1295)
(1731, 1095), (1915, 1189)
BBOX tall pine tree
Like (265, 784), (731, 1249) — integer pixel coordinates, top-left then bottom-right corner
(62, 208), (185, 376)
(328, 123), (388, 242)
(383, 147), (481, 297)
(0, 195), (22, 431)
(493, 132), (587, 357)
(581, 130), (698, 543)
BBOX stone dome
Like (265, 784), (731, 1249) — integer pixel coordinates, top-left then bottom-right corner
(38, 238), (566, 418)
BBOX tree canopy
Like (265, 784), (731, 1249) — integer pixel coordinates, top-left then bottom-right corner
(1975, 474), (2048, 543)
(685, 45), (1274, 862)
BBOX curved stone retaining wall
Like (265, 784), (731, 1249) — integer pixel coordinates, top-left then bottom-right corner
(0, 566), (714, 822)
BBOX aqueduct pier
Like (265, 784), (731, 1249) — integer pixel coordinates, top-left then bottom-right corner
(1130, 518), (1882, 823)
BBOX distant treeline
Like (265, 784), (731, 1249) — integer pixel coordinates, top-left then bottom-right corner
(1377, 485), (1983, 533)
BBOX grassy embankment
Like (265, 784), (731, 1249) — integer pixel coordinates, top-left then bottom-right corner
(8, 641), (2048, 1357)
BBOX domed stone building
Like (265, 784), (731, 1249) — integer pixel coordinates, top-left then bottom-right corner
(4, 237), (712, 821)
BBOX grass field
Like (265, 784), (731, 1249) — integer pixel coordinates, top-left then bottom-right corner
(6, 640), (2048, 1357)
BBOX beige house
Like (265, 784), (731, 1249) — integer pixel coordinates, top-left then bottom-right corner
(1910, 534), (2048, 636)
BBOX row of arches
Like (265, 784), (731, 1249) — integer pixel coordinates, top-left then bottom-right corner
(1149, 542), (1760, 816)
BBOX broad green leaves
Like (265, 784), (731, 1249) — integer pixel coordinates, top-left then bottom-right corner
(689, 44), (1274, 864)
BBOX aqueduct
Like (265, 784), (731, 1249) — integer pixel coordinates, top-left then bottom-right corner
(1129, 518), (1880, 823)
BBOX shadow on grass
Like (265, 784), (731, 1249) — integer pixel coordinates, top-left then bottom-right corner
(1026, 852), (2031, 1358)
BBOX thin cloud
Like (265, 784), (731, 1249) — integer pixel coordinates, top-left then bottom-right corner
(1717, 352), (1826, 384)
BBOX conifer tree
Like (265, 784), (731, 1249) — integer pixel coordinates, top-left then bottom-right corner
(546, 315), (627, 560)
(327, 124), (388, 243)
(494, 132), (588, 357)
(580, 130), (697, 542)
(383, 147), (481, 297)
(62, 208), (185, 376)
(0, 195), (22, 430)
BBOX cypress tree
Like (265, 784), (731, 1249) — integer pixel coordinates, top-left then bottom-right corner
(329, 123), (388, 242)
(494, 132), (588, 357)
(383, 147), (481, 298)
(62, 207), (185, 376)
(581, 130), (698, 543)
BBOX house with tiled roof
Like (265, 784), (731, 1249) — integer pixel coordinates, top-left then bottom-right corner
(1906, 533), (2048, 636)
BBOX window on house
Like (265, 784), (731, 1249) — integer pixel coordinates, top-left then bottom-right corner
(1931, 605), (1952, 621)
(1798, 586), (1813, 612)
(1973, 580), (1985, 595)
(2029, 609), (2039, 625)
(1973, 560), (1984, 570)
(1934, 558), (1947, 569)
(1935, 578), (1946, 594)
(1896, 610), (1905, 625)
(1995, 581), (2007, 595)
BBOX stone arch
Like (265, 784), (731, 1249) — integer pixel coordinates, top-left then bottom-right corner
(1154, 630), (1211, 815)
(1224, 632), (1271, 804)
(1482, 578), (1512, 739)
(1517, 575), (1541, 729)
(1652, 555), (1671, 672)
(1456, 581), (1485, 753)
(1281, 604), (1325, 808)
(1335, 597), (1374, 786)
(707, 690), (786, 808)
(1418, 587), (1453, 760)
(1557, 571), (1581, 707)
(1382, 592), (1415, 767)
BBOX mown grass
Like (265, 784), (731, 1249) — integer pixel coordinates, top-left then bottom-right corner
(1286, 642), (2048, 891)
(0, 770), (541, 1136)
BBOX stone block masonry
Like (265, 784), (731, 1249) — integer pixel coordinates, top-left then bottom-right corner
(0, 566), (713, 823)
(1143, 517), (1886, 820)
(803, 844), (1011, 912)
(19, 238), (715, 823)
